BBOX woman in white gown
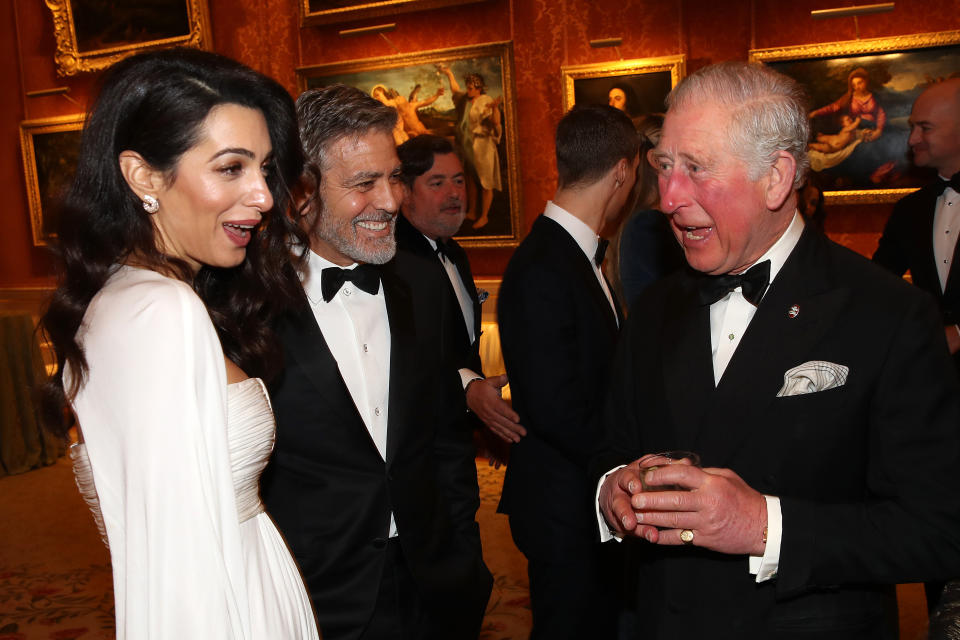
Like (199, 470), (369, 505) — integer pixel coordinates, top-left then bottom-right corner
(39, 48), (321, 639)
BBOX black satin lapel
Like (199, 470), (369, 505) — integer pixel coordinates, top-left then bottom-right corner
(382, 270), (417, 465)
(565, 249), (619, 335)
(606, 273), (626, 327)
(279, 303), (361, 425)
(450, 241), (483, 340)
(662, 276), (715, 446)
(538, 216), (619, 334)
(916, 191), (942, 290)
(943, 203), (960, 311)
(698, 231), (849, 465)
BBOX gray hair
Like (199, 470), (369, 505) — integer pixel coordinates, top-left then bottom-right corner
(667, 61), (810, 189)
(296, 84), (397, 172)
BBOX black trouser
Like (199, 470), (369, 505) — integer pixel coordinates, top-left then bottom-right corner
(509, 513), (621, 640)
(359, 538), (427, 640)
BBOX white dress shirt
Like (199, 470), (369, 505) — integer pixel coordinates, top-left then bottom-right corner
(596, 212), (805, 583)
(543, 201), (619, 325)
(302, 249), (397, 537)
(709, 211), (803, 582)
(931, 179), (960, 292)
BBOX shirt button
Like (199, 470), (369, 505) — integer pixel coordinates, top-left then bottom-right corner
(374, 407), (382, 416)
(343, 287), (352, 296)
(728, 333), (735, 341)
(363, 343), (369, 353)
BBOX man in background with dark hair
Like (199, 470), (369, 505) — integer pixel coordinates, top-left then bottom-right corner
(395, 134), (525, 463)
(262, 85), (491, 640)
(497, 104), (639, 638)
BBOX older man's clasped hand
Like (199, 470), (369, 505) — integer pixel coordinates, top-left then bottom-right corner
(599, 460), (768, 557)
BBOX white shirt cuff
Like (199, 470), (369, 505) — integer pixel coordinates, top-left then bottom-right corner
(748, 495), (781, 582)
(596, 465), (627, 543)
(459, 368), (482, 389)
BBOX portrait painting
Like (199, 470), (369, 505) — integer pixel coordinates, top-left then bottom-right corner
(560, 55), (686, 118)
(46, 0), (211, 76)
(298, 41), (521, 248)
(751, 30), (960, 204)
(300, 0), (486, 26)
(19, 115), (85, 246)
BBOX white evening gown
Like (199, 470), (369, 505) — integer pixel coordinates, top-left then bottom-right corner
(66, 265), (319, 639)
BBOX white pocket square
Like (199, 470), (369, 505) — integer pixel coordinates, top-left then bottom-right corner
(776, 361), (849, 397)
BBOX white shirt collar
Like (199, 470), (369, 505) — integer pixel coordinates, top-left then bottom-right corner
(543, 200), (600, 265)
(751, 211), (805, 286)
(939, 174), (958, 198)
(302, 249), (362, 305)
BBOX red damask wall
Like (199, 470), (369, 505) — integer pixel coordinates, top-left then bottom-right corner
(3, 0), (959, 286)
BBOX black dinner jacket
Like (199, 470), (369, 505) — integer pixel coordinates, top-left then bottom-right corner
(594, 225), (960, 639)
(497, 214), (623, 541)
(395, 213), (483, 375)
(873, 180), (960, 368)
(261, 252), (492, 640)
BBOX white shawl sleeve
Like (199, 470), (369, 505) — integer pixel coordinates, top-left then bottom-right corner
(70, 267), (250, 639)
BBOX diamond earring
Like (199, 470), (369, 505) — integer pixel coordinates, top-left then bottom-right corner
(142, 194), (159, 214)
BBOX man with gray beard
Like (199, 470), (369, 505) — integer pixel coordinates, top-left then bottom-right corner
(261, 84), (492, 640)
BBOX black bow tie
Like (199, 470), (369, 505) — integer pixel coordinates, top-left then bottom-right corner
(932, 172), (960, 197)
(435, 239), (451, 262)
(697, 260), (771, 307)
(320, 265), (380, 302)
(594, 238), (609, 266)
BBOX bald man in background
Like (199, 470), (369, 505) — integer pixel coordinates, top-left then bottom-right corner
(873, 77), (960, 612)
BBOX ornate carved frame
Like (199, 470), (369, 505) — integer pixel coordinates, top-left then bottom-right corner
(560, 54), (686, 113)
(19, 114), (85, 246)
(45, 0), (211, 76)
(750, 30), (960, 204)
(299, 0), (485, 27)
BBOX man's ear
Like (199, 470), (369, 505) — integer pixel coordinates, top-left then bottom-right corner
(118, 150), (164, 202)
(613, 157), (629, 188)
(764, 151), (797, 211)
(291, 173), (314, 214)
(399, 183), (413, 209)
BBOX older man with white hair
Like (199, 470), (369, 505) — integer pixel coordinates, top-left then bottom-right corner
(595, 61), (960, 639)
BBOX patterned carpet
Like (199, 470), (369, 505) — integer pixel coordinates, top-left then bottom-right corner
(0, 456), (530, 640)
(0, 456), (930, 639)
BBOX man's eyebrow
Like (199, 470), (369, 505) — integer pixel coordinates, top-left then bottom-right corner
(427, 171), (464, 180)
(344, 170), (383, 185)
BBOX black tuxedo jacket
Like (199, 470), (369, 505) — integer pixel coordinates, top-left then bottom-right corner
(594, 226), (960, 639)
(873, 180), (960, 368)
(497, 214), (623, 544)
(261, 253), (492, 640)
(395, 214), (483, 375)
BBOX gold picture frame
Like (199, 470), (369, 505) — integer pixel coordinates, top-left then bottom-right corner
(560, 55), (686, 114)
(19, 114), (85, 246)
(298, 41), (522, 248)
(299, 0), (486, 27)
(750, 30), (960, 204)
(45, 0), (212, 76)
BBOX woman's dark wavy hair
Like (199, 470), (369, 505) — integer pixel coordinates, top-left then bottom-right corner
(39, 47), (308, 436)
